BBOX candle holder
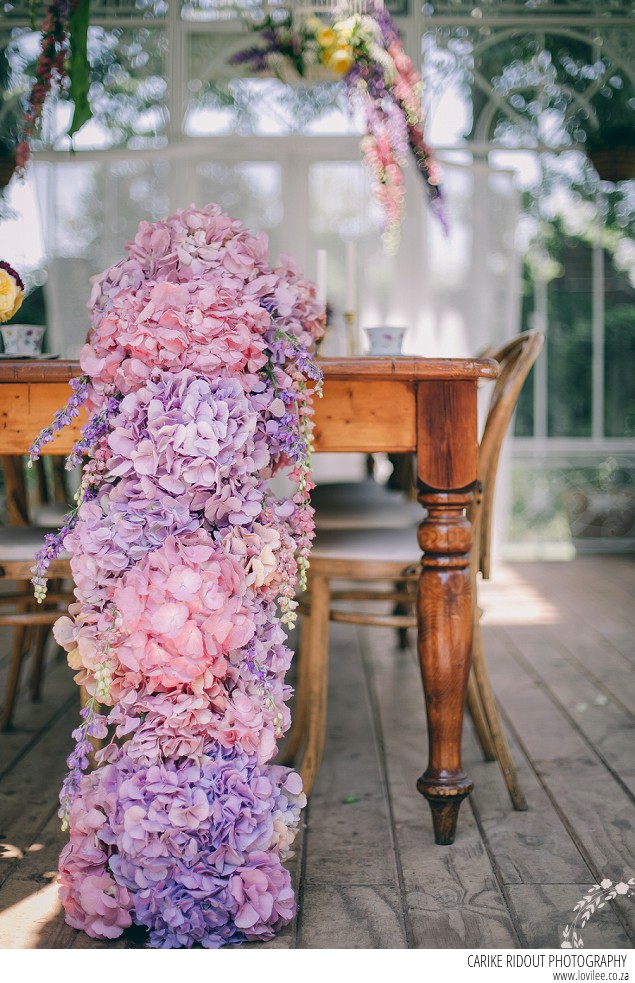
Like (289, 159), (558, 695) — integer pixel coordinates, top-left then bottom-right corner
(344, 311), (357, 355)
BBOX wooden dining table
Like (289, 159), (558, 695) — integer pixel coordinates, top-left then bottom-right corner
(0, 354), (499, 845)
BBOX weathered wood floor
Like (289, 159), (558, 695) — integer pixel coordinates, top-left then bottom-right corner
(1, 555), (634, 949)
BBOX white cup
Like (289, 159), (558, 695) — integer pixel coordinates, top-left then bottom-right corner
(1, 324), (45, 355)
(364, 326), (407, 355)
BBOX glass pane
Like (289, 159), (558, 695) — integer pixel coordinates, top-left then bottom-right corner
(605, 251), (635, 437)
(4, 26), (168, 151)
(547, 237), (593, 438)
(72, 26), (168, 150)
(38, 159), (171, 356)
(186, 30), (355, 136)
(2, 0), (167, 18)
(182, 0), (280, 20)
(515, 278), (535, 437)
(421, 9), (635, 153)
(194, 161), (284, 258)
(309, 160), (385, 356)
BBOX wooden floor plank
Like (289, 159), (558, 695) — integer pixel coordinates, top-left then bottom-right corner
(0, 702), (77, 891)
(506, 883), (632, 949)
(299, 884), (407, 948)
(363, 625), (520, 949)
(552, 625), (635, 719)
(482, 624), (635, 944)
(468, 723), (595, 887)
(495, 624), (635, 796)
(301, 623), (401, 889)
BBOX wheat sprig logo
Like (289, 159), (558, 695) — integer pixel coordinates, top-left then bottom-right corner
(562, 876), (635, 948)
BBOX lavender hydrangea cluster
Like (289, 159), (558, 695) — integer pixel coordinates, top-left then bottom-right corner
(32, 203), (324, 947)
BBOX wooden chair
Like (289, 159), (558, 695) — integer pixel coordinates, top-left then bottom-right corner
(283, 330), (544, 806)
(0, 528), (73, 730)
(0, 453), (75, 728)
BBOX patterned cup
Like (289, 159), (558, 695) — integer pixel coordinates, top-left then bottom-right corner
(0, 324), (45, 355)
(364, 326), (407, 355)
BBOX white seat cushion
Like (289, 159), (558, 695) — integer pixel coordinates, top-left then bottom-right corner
(311, 526), (421, 565)
(31, 503), (70, 528)
(0, 527), (69, 561)
(312, 479), (423, 530)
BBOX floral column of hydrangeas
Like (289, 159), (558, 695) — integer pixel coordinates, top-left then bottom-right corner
(30, 203), (325, 947)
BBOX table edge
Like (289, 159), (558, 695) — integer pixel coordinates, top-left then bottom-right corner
(0, 356), (500, 384)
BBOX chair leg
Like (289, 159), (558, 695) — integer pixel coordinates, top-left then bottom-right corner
(297, 573), (331, 798)
(29, 578), (63, 701)
(29, 624), (49, 701)
(1, 625), (29, 731)
(278, 598), (313, 767)
(1, 583), (35, 731)
(467, 670), (497, 762)
(471, 613), (528, 811)
(393, 578), (411, 650)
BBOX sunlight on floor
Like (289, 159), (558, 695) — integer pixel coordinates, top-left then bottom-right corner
(0, 877), (61, 948)
(479, 564), (561, 625)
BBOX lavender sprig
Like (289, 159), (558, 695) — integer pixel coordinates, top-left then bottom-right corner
(244, 641), (283, 737)
(31, 513), (78, 602)
(28, 375), (90, 463)
(65, 393), (122, 470)
(59, 697), (108, 831)
(31, 451), (106, 601)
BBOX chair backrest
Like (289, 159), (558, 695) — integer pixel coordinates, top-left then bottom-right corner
(470, 330), (545, 580)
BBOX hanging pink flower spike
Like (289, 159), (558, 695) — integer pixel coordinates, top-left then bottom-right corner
(232, 2), (446, 250)
(31, 202), (325, 948)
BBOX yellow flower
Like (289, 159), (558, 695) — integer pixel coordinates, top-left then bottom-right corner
(0, 268), (23, 323)
(316, 27), (338, 49)
(305, 16), (322, 34)
(327, 47), (355, 76)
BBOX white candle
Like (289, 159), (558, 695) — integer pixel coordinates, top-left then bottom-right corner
(316, 250), (327, 307)
(345, 241), (356, 313)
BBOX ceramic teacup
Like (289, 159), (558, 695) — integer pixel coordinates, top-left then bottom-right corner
(364, 326), (407, 356)
(1, 324), (45, 355)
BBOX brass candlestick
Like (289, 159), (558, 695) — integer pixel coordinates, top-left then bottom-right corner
(344, 310), (356, 355)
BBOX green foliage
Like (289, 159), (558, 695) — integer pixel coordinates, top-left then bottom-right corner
(437, 24), (635, 150)
(68, 0), (92, 138)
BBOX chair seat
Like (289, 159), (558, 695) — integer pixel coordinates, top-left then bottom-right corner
(0, 527), (69, 562)
(312, 479), (423, 530)
(310, 526), (420, 574)
(32, 503), (71, 528)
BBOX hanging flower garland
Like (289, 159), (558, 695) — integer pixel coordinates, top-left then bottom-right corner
(230, 3), (445, 251)
(14, 0), (92, 175)
(29, 202), (325, 947)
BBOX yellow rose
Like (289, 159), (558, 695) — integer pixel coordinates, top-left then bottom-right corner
(316, 27), (338, 49)
(0, 268), (23, 324)
(327, 47), (355, 76)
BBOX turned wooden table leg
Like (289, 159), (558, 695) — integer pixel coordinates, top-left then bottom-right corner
(415, 377), (480, 845)
(416, 490), (475, 845)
